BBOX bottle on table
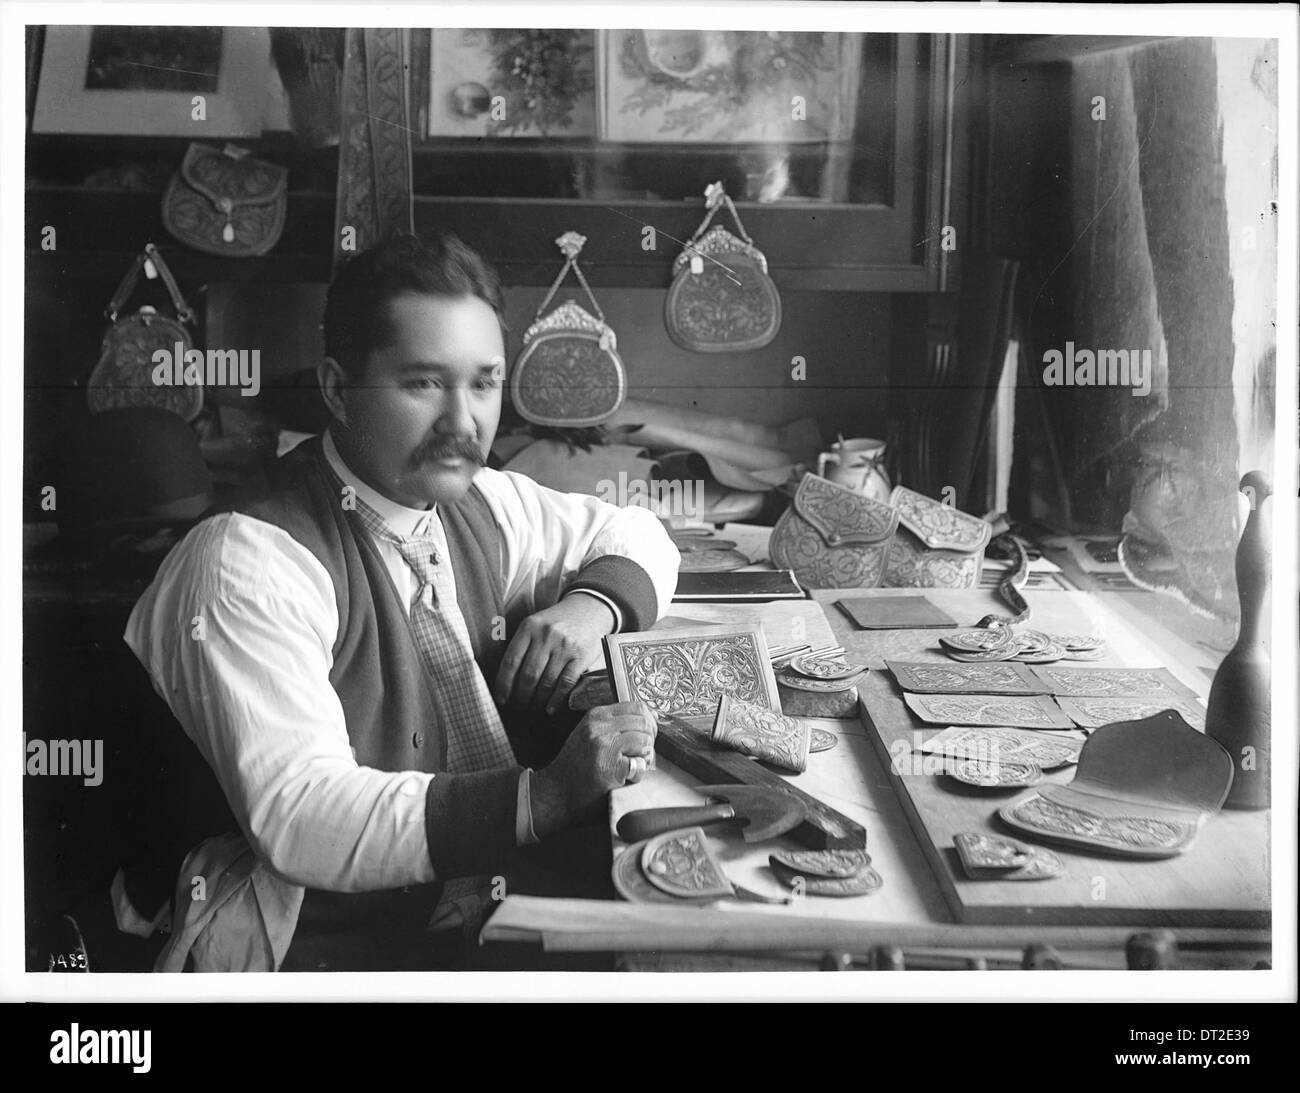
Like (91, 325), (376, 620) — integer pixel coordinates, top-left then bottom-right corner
(1204, 471), (1272, 810)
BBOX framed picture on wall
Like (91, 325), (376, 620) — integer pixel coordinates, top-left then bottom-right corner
(426, 28), (596, 138)
(31, 25), (270, 136)
(597, 30), (862, 145)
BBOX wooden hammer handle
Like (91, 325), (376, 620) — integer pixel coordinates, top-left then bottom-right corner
(617, 805), (736, 842)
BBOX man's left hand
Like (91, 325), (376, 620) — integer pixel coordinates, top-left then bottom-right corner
(494, 595), (616, 715)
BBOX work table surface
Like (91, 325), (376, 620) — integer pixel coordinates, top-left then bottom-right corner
(487, 587), (1272, 968)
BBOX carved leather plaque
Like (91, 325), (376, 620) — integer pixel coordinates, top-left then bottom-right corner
(604, 624), (780, 720)
(904, 693), (1075, 729)
(1029, 666), (1198, 701)
(887, 660), (1051, 696)
(1057, 696), (1208, 732)
(918, 725), (1082, 768)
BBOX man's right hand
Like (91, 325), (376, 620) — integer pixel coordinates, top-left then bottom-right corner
(530, 702), (657, 839)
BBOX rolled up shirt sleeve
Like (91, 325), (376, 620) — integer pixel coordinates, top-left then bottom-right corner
(477, 468), (680, 630)
(125, 513), (441, 893)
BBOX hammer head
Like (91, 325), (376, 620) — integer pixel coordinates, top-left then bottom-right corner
(696, 784), (807, 843)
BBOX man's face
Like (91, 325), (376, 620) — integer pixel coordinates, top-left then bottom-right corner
(335, 292), (505, 509)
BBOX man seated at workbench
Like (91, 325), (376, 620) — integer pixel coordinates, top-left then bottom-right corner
(125, 233), (678, 971)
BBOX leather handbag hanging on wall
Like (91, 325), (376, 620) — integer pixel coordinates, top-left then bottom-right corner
(665, 181), (781, 353)
(510, 231), (627, 428)
(86, 244), (202, 422)
(162, 143), (288, 258)
(769, 473), (899, 589)
(883, 485), (992, 589)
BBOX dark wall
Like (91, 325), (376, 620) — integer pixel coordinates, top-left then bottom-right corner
(503, 286), (890, 434)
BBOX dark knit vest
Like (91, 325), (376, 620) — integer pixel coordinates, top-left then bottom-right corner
(234, 436), (514, 775)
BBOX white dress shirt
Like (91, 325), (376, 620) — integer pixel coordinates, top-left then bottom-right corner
(124, 432), (679, 894)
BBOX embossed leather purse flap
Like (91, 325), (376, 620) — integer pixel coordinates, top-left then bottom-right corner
(998, 711), (1233, 858)
(793, 474), (898, 547)
(890, 486), (991, 554)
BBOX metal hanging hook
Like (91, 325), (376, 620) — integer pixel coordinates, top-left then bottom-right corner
(555, 231), (587, 259)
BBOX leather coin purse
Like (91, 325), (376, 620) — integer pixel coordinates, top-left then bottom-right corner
(665, 181), (781, 353)
(769, 473), (899, 589)
(511, 232), (626, 427)
(884, 485), (992, 589)
(162, 142), (288, 258)
(87, 244), (201, 422)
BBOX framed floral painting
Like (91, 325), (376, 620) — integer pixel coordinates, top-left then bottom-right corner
(597, 30), (862, 145)
(426, 28), (597, 138)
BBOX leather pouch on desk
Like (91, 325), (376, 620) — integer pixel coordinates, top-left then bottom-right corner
(884, 486), (991, 589)
(769, 473), (898, 589)
(998, 711), (1233, 859)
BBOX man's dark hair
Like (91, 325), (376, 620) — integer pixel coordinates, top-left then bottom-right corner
(323, 232), (506, 376)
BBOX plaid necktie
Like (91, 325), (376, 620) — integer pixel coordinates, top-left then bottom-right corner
(351, 496), (517, 774)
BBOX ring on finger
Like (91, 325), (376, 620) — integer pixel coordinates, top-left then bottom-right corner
(625, 755), (648, 782)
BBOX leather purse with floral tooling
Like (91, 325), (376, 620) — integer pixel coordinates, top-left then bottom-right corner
(162, 142), (288, 258)
(665, 181), (781, 353)
(510, 232), (626, 428)
(769, 473), (899, 589)
(883, 486), (992, 589)
(87, 244), (201, 422)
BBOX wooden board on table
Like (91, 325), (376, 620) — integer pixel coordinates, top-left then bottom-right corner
(654, 716), (868, 850)
(857, 671), (1270, 927)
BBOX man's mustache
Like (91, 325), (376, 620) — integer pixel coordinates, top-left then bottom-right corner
(409, 436), (486, 467)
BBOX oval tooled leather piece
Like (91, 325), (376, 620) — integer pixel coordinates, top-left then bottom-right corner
(769, 848), (871, 878)
(612, 841), (714, 905)
(771, 859), (884, 897)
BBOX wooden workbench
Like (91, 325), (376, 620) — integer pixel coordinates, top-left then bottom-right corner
(485, 588), (1273, 970)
